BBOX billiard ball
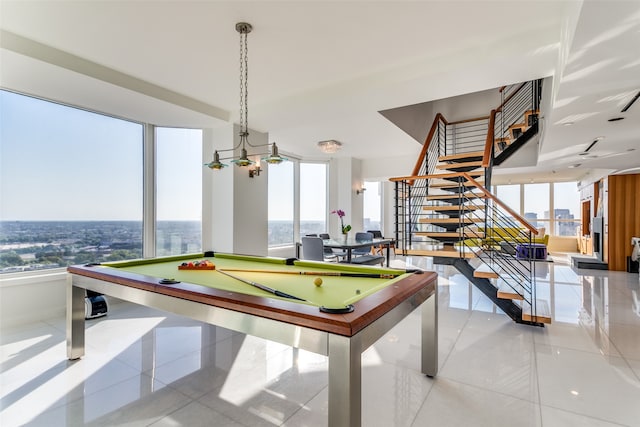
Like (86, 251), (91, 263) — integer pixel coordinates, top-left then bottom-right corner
(314, 277), (323, 287)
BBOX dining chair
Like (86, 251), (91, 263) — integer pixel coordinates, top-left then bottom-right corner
(367, 229), (394, 256)
(320, 233), (347, 260)
(301, 236), (336, 262)
(346, 232), (385, 266)
(352, 232), (374, 256)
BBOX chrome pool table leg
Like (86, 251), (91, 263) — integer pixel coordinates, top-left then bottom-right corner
(328, 334), (362, 427)
(66, 279), (85, 360)
(421, 292), (438, 377)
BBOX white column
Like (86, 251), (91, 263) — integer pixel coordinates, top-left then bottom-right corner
(202, 124), (268, 256)
(329, 157), (363, 236)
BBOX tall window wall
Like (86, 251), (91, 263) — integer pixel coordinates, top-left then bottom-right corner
(494, 182), (580, 236)
(156, 127), (203, 256)
(0, 90), (204, 273)
(300, 163), (327, 236)
(553, 182), (581, 236)
(267, 161), (294, 246)
(523, 183), (550, 231)
(363, 181), (381, 231)
(267, 160), (328, 247)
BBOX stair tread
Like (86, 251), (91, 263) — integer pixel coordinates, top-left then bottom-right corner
(422, 205), (481, 211)
(430, 180), (482, 189)
(473, 263), (500, 279)
(521, 299), (552, 324)
(398, 246), (479, 259)
(496, 278), (526, 300)
(426, 192), (485, 200)
(416, 231), (485, 238)
(431, 171), (484, 178)
(438, 151), (484, 162)
(418, 217), (484, 224)
(435, 161), (483, 169)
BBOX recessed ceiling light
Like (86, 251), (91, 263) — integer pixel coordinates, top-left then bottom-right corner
(563, 122), (574, 126)
(608, 117), (625, 122)
(594, 136), (605, 140)
(568, 164), (581, 168)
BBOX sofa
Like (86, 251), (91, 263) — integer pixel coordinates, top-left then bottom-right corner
(460, 226), (549, 249)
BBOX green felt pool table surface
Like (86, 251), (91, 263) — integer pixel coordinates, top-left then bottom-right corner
(100, 252), (406, 310)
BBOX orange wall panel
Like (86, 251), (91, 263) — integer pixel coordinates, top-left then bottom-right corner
(607, 174), (640, 271)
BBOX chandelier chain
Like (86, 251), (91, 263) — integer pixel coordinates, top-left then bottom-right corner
(205, 22), (287, 171)
(239, 29), (249, 136)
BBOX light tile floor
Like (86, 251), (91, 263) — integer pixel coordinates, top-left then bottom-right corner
(2, 253), (640, 426)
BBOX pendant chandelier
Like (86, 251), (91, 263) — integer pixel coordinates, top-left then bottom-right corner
(205, 22), (287, 172)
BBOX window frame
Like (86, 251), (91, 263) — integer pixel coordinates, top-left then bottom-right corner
(493, 181), (581, 236)
(0, 89), (207, 276)
(267, 156), (330, 249)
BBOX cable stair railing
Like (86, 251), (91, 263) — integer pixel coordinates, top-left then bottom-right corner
(392, 171), (548, 325)
(458, 173), (549, 324)
(390, 78), (548, 325)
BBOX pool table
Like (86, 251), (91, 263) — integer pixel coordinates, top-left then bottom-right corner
(67, 252), (438, 427)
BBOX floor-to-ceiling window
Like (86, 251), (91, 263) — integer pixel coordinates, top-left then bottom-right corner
(267, 161), (294, 246)
(494, 181), (580, 236)
(300, 162), (327, 236)
(494, 184), (521, 226)
(363, 181), (381, 231)
(267, 160), (328, 248)
(0, 90), (144, 272)
(156, 127), (203, 256)
(553, 181), (580, 236)
(524, 183), (550, 231)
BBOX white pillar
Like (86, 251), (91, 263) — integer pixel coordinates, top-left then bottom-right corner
(329, 157), (363, 236)
(202, 124), (269, 256)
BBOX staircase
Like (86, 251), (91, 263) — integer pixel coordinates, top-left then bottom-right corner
(390, 79), (550, 326)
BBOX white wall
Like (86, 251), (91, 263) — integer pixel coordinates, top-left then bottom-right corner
(362, 155), (416, 181)
(432, 87), (500, 121)
(361, 155), (419, 237)
(0, 271), (66, 329)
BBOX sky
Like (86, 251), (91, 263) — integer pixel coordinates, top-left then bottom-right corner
(1, 90), (201, 221)
(1, 89), (336, 223)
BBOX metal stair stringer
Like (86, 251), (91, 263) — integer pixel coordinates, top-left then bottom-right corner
(434, 256), (543, 326)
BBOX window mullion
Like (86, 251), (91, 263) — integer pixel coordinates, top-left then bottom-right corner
(143, 123), (156, 258)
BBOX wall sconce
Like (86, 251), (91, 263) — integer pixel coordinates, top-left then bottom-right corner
(356, 187), (366, 195)
(248, 164), (261, 178)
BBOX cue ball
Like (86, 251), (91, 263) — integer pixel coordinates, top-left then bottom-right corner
(314, 277), (323, 287)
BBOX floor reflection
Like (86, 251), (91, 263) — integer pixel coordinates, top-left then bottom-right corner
(2, 254), (640, 426)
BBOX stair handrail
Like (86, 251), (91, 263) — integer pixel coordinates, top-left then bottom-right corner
(495, 82), (527, 113)
(448, 115), (489, 125)
(482, 109), (496, 168)
(460, 172), (538, 234)
(410, 113), (449, 185)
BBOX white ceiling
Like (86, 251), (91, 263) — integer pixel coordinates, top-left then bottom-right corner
(1, 1), (639, 181)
